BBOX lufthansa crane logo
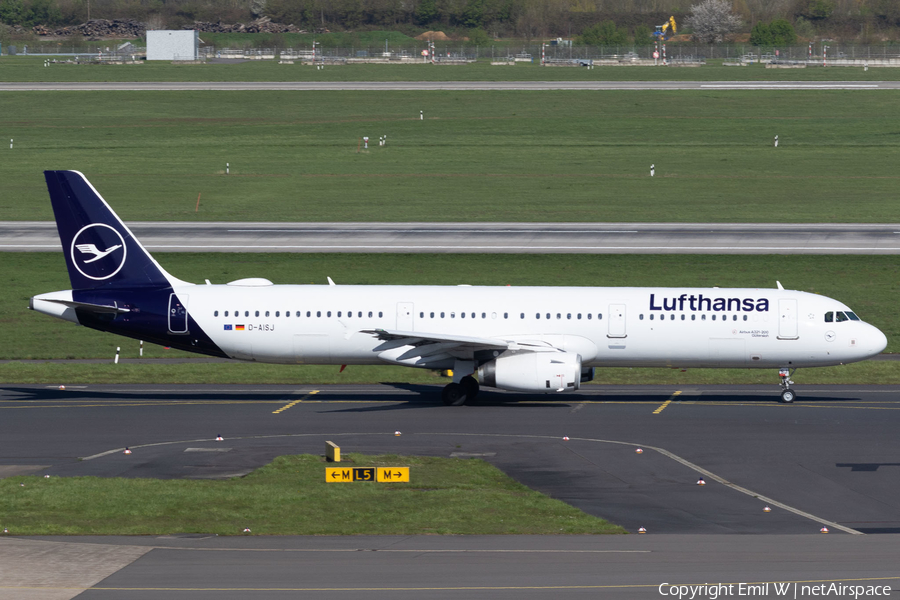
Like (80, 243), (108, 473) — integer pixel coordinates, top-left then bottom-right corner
(70, 223), (127, 281)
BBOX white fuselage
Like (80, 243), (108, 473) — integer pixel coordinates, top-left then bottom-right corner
(182, 283), (886, 370)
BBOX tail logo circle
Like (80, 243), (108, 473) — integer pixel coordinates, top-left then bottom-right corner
(70, 224), (127, 281)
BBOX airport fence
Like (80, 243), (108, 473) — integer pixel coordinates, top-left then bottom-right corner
(5, 42), (900, 63)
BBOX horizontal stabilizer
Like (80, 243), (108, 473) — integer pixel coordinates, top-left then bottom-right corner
(38, 298), (131, 314)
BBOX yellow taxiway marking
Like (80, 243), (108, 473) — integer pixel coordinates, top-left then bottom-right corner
(272, 390), (319, 414)
(653, 391), (681, 414)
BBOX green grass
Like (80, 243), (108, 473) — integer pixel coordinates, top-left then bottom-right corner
(2, 90), (900, 223)
(3, 253), (898, 385)
(4, 54), (900, 81)
(0, 453), (624, 535)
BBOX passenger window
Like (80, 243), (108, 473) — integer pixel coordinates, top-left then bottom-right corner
(640, 314), (644, 320)
(743, 315), (748, 321)
(712, 315), (716, 321)
(317, 311), (321, 317)
(546, 313), (550, 319)
(276, 311), (280, 317)
(419, 312), (424, 318)
(215, 310), (219, 317)
(245, 311), (249, 317)
(482, 313), (486, 319)
(504, 313), (508, 319)
(307, 311), (311, 317)
(451, 312), (456, 318)
(441, 312), (445, 318)
(266, 311), (270, 317)
(692, 314), (696, 321)
(255, 311), (260, 317)
(379, 312), (383, 318)
(520, 313), (525, 319)
(680, 314), (685, 320)
(587, 314), (592, 320)
(491, 312), (497, 319)
(327, 311), (332, 317)
(598, 314), (603, 320)
(702, 315), (707, 321)
(670, 314), (675, 320)
(358, 312), (362, 318)
(337, 311), (341, 317)
(430, 312), (434, 318)
(733, 315), (737, 321)
(369, 311), (373, 318)
(567, 313), (571, 320)
(650, 314), (654, 320)
(536, 313), (540, 319)
(460, 312), (465, 319)
(825, 312), (833, 323)
(577, 313), (582, 320)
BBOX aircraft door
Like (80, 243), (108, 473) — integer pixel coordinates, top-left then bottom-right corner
(396, 302), (414, 331)
(778, 298), (799, 340)
(168, 294), (189, 334)
(608, 304), (626, 338)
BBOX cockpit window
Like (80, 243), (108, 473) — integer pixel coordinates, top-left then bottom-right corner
(824, 312), (833, 323)
(836, 311), (849, 322)
(846, 311), (860, 321)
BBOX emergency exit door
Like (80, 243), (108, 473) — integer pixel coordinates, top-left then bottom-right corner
(396, 302), (414, 331)
(778, 298), (799, 340)
(608, 304), (626, 338)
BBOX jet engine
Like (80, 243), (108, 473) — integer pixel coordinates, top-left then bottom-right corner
(478, 352), (584, 393)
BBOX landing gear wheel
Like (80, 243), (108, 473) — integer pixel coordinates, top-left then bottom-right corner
(460, 375), (479, 401)
(442, 382), (467, 406)
(778, 367), (796, 404)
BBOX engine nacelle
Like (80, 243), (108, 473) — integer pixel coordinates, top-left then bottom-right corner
(478, 352), (582, 393)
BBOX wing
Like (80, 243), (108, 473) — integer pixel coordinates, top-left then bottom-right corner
(359, 328), (510, 366)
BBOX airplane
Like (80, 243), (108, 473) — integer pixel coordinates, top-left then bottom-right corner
(30, 171), (887, 405)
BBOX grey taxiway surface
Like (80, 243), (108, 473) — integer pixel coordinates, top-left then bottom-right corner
(1, 80), (898, 91)
(1, 383), (899, 598)
(5, 221), (900, 254)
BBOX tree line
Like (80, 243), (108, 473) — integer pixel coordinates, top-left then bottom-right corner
(1, 0), (898, 41)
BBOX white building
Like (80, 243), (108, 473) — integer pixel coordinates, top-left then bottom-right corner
(146, 30), (198, 61)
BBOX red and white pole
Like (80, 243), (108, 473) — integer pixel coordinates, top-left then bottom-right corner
(662, 43), (667, 65)
(541, 43), (545, 65)
(808, 42), (812, 61)
(823, 45), (827, 67)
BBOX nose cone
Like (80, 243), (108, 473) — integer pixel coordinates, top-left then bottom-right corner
(864, 325), (888, 358)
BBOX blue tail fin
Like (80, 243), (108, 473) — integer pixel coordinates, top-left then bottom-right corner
(44, 170), (185, 290)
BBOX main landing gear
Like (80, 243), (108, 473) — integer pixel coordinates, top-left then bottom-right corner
(442, 375), (479, 406)
(779, 368), (796, 403)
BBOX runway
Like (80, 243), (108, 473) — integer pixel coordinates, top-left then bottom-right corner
(2, 382), (899, 598)
(0, 81), (897, 91)
(5, 221), (900, 254)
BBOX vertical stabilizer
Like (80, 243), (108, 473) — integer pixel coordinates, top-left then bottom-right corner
(44, 170), (188, 290)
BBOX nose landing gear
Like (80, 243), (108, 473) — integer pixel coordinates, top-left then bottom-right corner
(779, 368), (796, 403)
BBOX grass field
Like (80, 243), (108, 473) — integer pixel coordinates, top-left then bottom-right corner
(3, 252), (897, 384)
(0, 453), (624, 535)
(1, 90), (900, 223)
(3, 54), (900, 82)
